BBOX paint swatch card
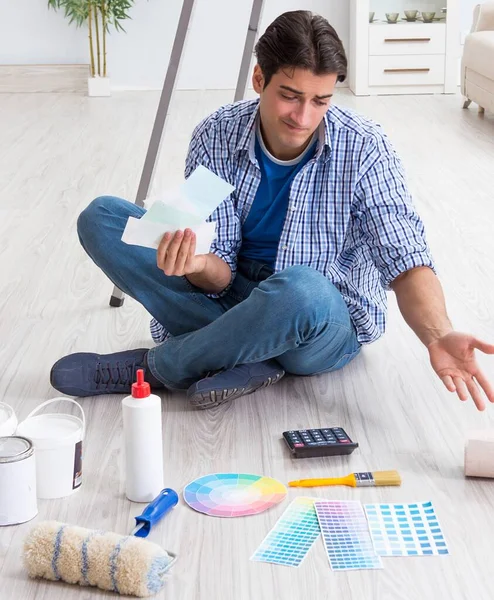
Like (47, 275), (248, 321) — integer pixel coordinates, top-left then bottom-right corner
(143, 203), (203, 228)
(122, 217), (216, 254)
(364, 501), (449, 557)
(180, 165), (235, 221)
(122, 165), (234, 254)
(315, 500), (383, 571)
(142, 165), (234, 223)
(251, 497), (320, 567)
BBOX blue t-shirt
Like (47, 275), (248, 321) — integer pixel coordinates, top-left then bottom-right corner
(239, 123), (316, 268)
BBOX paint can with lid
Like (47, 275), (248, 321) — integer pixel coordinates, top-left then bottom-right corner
(0, 436), (38, 526)
(16, 397), (85, 499)
(0, 402), (17, 436)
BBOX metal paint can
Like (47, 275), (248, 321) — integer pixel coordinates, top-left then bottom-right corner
(0, 436), (38, 526)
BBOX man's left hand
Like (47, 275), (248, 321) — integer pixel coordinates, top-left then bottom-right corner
(428, 332), (494, 410)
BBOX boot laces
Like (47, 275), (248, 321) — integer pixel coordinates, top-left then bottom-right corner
(95, 360), (138, 389)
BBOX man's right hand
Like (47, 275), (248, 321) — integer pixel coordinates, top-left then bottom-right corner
(157, 228), (208, 277)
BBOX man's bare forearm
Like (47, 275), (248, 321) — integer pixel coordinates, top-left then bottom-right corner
(391, 266), (453, 347)
(186, 253), (232, 294)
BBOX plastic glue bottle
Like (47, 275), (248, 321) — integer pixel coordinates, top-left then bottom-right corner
(122, 369), (164, 502)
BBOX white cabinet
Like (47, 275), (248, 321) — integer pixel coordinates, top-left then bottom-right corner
(349, 0), (460, 95)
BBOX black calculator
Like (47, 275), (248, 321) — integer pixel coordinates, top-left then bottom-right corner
(283, 427), (358, 458)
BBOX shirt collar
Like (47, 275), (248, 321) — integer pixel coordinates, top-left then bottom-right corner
(234, 102), (259, 163)
(317, 112), (333, 162)
(234, 100), (332, 164)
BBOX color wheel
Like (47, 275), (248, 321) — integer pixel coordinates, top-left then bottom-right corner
(183, 473), (287, 517)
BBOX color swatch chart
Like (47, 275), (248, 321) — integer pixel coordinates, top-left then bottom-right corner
(183, 473), (286, 518)
(364, 501), (449, 556)
(314, 500), (383, 571)
(251, 497), (321, 567)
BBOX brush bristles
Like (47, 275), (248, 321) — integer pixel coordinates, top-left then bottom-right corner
(372, 470), (401, 486)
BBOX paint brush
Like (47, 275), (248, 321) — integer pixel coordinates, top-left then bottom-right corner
(288, 470), (401, 488)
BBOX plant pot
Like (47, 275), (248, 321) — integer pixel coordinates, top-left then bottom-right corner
(87, 76), (111, 97)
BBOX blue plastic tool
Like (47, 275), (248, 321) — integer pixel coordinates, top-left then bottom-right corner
(131, 488), (179, 538)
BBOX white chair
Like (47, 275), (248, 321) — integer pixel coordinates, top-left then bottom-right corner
(462, 2), (494, 114)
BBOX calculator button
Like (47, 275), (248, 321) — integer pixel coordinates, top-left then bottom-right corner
(294, 443), (305, 447)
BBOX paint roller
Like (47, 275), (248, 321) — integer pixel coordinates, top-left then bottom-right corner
(23, 488), (178, 597)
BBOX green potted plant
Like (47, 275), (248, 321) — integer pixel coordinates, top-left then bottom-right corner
(48, 1), (137, 96)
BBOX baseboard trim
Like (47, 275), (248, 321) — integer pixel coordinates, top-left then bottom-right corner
(0, 64), (89, 93)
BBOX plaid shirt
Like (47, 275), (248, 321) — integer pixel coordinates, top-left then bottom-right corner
(150, 99), (435, 345)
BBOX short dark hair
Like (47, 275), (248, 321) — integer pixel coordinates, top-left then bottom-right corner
(254, 11), (347, 87)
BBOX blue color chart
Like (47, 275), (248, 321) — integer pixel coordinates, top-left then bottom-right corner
(251, 497), (321, 567)
(364, 501), (449, 557)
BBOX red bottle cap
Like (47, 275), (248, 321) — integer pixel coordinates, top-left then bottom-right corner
(132, 369), (151, 398)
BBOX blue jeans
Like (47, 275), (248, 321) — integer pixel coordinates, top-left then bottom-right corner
(77, 196), (361, 389)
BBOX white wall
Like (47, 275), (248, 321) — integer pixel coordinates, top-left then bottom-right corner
(0, 0), (348, 90)
(460, 0), (477, 37)
(0, 0), (476, 90)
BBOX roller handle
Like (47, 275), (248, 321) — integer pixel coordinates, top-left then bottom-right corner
(133, 488), (178, 538)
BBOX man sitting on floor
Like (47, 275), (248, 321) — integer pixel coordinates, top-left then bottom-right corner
(51, 10), (494, 410)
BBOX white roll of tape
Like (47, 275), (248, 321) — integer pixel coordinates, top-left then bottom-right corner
(464, 431), (494, 478)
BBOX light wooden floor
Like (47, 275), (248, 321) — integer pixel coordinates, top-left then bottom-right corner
(1, 88), (494, 600)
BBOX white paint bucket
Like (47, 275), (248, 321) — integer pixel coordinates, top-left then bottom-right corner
(16, 398), (85, 500)
(0, 436), (38, 526)
(0, 403), (17, 437)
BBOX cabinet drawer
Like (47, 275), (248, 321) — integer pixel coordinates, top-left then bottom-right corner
(369, 55), (445, 86)
(369, 24), (446, 56)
